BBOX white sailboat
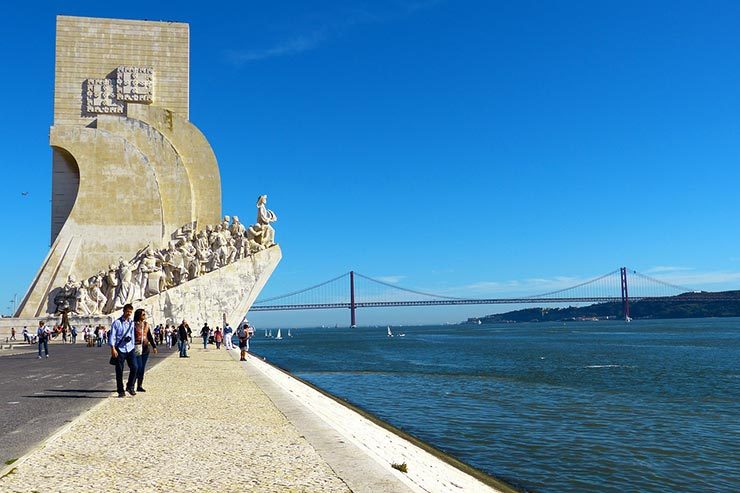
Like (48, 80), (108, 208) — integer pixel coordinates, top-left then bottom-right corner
(387, 326), (393, 337)
(287, 329), (292, 337)
(268, 329), (273, 338)
(264, 329), (268, 337)
(275, 328), (283, 340)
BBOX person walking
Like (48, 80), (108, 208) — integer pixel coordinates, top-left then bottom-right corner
(165, 325), (172, 349)
(22, 326), (30, 344)
(133, 308), (158, 392)
(109, 303), (139, 397)
(213, 327), (223, 349)
(71, 325), (77, 344)
(178, 320), (189, 358)
(10, 327), (16, 341)
(36, 321), (50, 359)
(200, 323), (210, 349)
(237, 323), (250, 361)
(223, 322), (234, 351)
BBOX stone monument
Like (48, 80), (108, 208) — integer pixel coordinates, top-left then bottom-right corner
(11, 15), (281, 329)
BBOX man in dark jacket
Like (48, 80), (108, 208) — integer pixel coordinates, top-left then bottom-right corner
(178, 320), (190, 358)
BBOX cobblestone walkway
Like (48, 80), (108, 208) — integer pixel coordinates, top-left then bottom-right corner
(0, 348), (351, 493)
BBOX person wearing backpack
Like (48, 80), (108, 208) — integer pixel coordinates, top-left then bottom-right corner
(37, 321), (50, 359)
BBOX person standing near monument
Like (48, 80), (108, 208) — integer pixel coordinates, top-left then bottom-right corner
(133, 308), (157, 392)
(237, 322), (250, 361)
(200, 322), (210, 349)
(36, 321), (50, 359)
(109, 303), (139, 397)
(178, 320), (189, 358)
(223, 322), (234, 351)
(213, 327), (223, 349)
(10, 327), (16, 341)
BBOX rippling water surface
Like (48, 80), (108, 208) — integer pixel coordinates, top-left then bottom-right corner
(251, 319), (740, 492)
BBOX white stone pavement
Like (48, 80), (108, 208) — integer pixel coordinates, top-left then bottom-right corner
(0, 346), (513, 493)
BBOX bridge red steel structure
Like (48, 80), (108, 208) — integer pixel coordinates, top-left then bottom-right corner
(250, 267), (712, 326)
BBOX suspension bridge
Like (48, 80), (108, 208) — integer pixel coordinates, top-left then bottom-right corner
(250, 267), (734, 326)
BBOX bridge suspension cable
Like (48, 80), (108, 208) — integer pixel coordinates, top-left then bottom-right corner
(353, 272), (465, 301)
(525, 269), (622, 299)
(250, 267), (708, 325)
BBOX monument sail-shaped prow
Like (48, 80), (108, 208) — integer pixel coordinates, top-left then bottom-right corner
(15, 15), (280, 327)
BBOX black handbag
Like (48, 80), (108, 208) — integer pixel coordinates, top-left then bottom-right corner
(109, 356), (117, 366)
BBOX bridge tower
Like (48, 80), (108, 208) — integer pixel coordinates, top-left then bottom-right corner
(620, 267), (631, 320)
(350, 271), (357, 327)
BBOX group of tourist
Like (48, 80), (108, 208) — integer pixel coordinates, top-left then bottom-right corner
(109, 304), (158, 397)
(12, 323), (115, 349)
(27, 303), (254, 398)
(108, 307), (254, 397)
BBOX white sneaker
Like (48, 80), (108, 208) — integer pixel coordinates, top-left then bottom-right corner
(46, 354), (49, 358)
(38, 356), (42, 359)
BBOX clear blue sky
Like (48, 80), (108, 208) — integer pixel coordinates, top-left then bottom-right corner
(2, 1), (740, 326)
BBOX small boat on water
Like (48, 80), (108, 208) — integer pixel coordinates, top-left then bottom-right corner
(275, 328), (283, 340)
(387, 326), (393, 337)
(264, 329), (269, 337)
(287, 329), (292, 337)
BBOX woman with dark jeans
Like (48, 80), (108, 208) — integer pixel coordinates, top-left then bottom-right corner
(133, 309), (158, 392)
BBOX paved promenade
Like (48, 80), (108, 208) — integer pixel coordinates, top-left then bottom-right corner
(0, 347), (353, 492)
(0, 342), (166, 466)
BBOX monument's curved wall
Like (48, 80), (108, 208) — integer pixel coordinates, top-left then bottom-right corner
(16, 16), (227, 318)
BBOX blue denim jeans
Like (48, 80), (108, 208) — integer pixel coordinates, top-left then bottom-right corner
(135, 352), (150, 388)
(38, 338), (48, 357)
(179, 340), (188, 357)
(202, 335), (208, 349)
(115, 350), (139, 394)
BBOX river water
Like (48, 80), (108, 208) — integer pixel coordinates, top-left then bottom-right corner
(250, 319), (739, 493)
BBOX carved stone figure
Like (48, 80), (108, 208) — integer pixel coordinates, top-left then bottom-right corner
(256, 195), (277, 247)
(177, 240), (197, 281)
(230, 215), (246, 238)
(210, 225), (227, 269)
(247, 223), (266, 253)
(114, 258), (137, 309)
(103, 264), (119, 313)
(195, 230), (213, 274)
(138, 247), (164, 297)
(54, 275), (80, 314)
(76, 280), (97, 316)
(234, 233), (249, 260)
(89, 273), (108, 314)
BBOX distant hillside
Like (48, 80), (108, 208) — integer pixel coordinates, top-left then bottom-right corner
(467, 290), (740, 323)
